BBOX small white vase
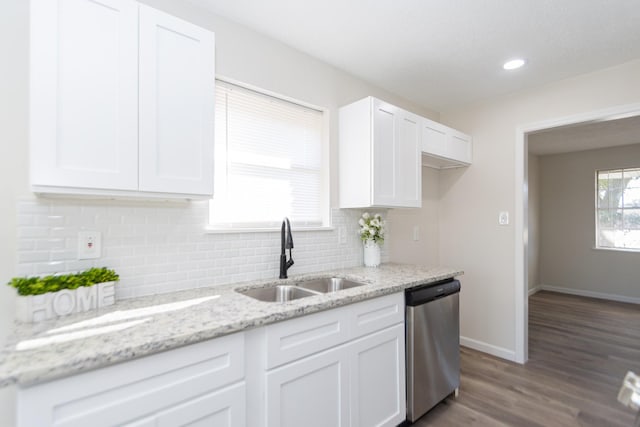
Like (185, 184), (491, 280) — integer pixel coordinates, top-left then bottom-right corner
(363, 239), (381, 267)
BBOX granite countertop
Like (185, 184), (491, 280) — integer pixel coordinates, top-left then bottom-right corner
(0, 263), (462, 388)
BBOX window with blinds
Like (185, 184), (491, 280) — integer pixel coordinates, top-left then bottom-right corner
(210, 80), (326, 229)
(596, 167), (640, 250)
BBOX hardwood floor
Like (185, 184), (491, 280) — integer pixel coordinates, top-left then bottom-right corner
(413, 291), (640, 426)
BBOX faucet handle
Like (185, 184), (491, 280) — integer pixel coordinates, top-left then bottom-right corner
(285, 217), (294, 249)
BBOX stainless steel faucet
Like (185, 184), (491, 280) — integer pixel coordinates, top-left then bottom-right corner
(279, 217), (294, 279)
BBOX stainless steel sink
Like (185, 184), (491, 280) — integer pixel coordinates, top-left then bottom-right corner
(238, 285), (320, 303)
(296, 277), (366, 293)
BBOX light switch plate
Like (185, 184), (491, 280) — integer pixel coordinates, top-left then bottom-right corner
(78, 231), (101, 259)
(498, 211), (509, 226)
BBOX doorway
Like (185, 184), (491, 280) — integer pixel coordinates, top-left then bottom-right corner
(514, 103), (640, 363)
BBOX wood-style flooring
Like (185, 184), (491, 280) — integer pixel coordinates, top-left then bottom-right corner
(413, 291), (640, 426)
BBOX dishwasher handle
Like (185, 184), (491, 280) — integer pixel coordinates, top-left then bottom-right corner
(406, 279), (460, 306)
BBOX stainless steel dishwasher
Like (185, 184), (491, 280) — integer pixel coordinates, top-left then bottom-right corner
(406, 278), (461, 422)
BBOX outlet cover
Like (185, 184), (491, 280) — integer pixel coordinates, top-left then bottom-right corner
(338, 226), (347, 245)
(78, 231), (102, 259)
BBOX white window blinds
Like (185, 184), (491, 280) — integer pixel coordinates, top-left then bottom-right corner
(210, 81), (325, 228)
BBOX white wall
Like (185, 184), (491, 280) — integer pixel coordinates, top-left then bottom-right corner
(0, 0), (439, 422)
(538, 144), (640, 301)
(439, 59), (640, 359)
(0, 0), (28, 422)
(388, 167), (440, 266)
(527, 153), (541, 291)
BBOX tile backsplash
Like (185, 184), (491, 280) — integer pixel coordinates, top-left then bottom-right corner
(16, 198), (389, 299)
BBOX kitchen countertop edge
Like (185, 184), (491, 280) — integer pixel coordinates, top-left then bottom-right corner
(0, 264), (463, 388)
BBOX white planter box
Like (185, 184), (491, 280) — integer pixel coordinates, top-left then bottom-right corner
(15, 281), (116, 323)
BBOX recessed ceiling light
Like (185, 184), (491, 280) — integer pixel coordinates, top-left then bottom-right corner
(503, 58), (526, 70)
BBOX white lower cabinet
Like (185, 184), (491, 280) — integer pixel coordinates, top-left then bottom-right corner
(254, 292), (406, 427)
(15, 294), (405, 427)
(16, 333), (246, 427)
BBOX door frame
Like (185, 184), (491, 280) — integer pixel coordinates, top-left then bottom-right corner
(514, 102), (640, 363)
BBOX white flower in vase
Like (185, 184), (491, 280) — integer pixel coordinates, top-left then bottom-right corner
(358, 212), (385, 267)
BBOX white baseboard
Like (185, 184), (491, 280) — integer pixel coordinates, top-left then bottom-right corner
(538, 284), (640, 304)
(528, 286), (541, 296)
(460, 336), (516, 362)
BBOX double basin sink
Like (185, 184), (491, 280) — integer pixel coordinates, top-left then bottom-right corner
(238, 277), (366, 303)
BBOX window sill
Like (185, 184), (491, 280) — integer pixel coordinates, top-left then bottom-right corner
(205, 225), (335, 234)
(592, 246), (640, 254)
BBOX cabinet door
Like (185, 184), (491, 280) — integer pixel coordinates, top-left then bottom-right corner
(371, 99), (421, 207)
(422, 119), (449, 159)
(422, 119), (472, 168)
(349, 324), (406, 427)
(449, 130), (473, 164)
(30, 0), (138, 191)
(396, 112), (422, 207)
(266, 347), (349, 427)
(139, 5), (215, 196)
(371, 99), (398, 206)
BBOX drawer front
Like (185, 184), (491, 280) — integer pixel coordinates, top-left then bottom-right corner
(266, 308), (350, 369)
(17, 332), (245, 427)
(348, 293), (404, 339)
(155, 382), (245, 427)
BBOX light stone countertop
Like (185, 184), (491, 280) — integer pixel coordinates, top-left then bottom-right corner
(0, 263), (462, 388)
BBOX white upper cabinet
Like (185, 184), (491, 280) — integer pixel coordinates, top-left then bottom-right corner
(30, 0), (215, 199)
(30, 0), (139, 192)
(421, 118), (472, 169)
(339, 97), (422, 208)
(138, 5), (215, 195)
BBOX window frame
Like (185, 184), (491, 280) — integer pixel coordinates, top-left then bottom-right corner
(594, 167), (640, 253)
(206, 76), (331, 233)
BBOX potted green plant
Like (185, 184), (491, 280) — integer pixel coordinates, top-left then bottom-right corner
(7, 267), (119, 323)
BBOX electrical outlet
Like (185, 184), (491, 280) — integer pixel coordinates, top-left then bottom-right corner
(498, 211), (509, 226)
(78, 231), (101, 259)
(338, 226), (347, 245)
(412, 226), (420, 241)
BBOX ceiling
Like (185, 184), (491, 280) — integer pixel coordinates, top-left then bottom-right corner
(528, 115), (640, 156)
(187, 0), (640, 112)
